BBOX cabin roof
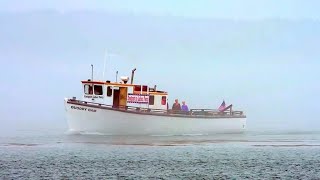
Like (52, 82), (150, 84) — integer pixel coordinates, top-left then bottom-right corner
(81, 80), (168, 95)
(82, 80), (134, 86)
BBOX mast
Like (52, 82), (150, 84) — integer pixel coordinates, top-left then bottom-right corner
(91, 64), (93, 80)
(116, 71), (118, 82)
(102, 49), (107, 80)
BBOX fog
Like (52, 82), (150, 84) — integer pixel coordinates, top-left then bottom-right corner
(0, 9), (319, 134)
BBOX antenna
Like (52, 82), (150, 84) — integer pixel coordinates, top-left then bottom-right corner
(102, 50), (107, 80)
(116, 71), (118, 82)
(91, 64), (93, 80)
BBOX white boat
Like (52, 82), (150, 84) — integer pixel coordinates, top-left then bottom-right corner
(64, 66), (247, 135)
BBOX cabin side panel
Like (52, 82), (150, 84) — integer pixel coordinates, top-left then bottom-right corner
(80, 82), (168, 110)
(104, 85), (114, 105)
(82, 83), (113, 105)
(148, 94), (168, 110)
(126, 85), (149, 108)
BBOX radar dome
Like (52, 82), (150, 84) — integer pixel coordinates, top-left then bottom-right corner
(120, 76), (129, 84)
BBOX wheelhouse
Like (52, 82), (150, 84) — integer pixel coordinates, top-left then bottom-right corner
(80, 78), (168, 110)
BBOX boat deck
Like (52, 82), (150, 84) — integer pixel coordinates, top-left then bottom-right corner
(67, 99), (246, 119)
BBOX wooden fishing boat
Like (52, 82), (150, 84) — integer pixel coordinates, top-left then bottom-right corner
(64, 66), (246, 135)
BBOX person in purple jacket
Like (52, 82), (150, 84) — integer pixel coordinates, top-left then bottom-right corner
(181, 101), (189, 112)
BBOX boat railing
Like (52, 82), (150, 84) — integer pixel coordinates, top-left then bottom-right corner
(68, 99), (244, 117)
(189, 109), (244, 116)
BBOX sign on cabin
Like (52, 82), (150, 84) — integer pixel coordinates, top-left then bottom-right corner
(127, 93), (149, 104)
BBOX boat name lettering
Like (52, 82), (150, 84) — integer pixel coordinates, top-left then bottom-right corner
(84, 95), (104, 99)
(127, 94), (149, 104)
(71, 106), (97, 112)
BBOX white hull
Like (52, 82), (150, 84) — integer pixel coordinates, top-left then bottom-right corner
(64, 99), (247, 135)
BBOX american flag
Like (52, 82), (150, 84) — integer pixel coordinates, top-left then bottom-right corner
(218, 100), (226, 111)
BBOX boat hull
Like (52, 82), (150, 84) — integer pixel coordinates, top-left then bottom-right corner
(64, 99), (247, 135)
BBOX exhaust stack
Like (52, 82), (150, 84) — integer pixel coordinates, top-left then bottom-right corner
(131, 68), (136, 84)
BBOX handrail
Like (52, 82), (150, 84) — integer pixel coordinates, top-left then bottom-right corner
(67, 99), (245, 117)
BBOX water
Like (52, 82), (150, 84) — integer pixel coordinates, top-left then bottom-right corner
(1, 129), (320, 179)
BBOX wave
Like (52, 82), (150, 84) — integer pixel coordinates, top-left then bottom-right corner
(1, 143), (41, 147)
(245, 129), (320, 136)
(252, 144), (320, 147)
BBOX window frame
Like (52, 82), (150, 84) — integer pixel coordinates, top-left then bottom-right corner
(84, 84), (93, 95)
(149, 95), (155, 105)
(161, 96), (167, 105)
(94, 85), (103, 95)
(107, 86), (113, 97)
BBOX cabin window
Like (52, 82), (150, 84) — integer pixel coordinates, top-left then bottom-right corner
(94, 85), (103, 95)
(149, 95), (155, 105)
(134, 85), (141, 92)
(84, 84), (93, 95)
(161, 96), (166, 105)
(107, 86), (112, 97)
(142, 85), (148, 92)
(134, 85), (148, 92)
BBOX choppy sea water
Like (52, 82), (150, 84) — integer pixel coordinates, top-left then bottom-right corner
(1, 129), (320, 179)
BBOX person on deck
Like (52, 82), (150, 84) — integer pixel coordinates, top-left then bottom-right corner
(181, 101), (189, 112)
(172, 99), (181, 112)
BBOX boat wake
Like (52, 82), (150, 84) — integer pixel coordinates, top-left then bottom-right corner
(65, 130), (112, 136)
(150, 133), (207, 137)
(65, 129), (208, 137)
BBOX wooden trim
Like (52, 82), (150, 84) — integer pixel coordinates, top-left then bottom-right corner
(106, 82), (135, 87)
(81, 81), (136, 86)
(81, 81), (105, 85)
(133, 91), (168, 96)
(149, 92), (168, 96)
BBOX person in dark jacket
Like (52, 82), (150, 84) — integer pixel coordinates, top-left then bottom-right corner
(172, 99), (181, 111)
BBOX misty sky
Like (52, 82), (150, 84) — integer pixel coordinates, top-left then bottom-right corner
(0, 0), (319, 133)
(1, 0), (320, 19)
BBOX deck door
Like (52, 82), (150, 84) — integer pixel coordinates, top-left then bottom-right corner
(113, 89), (120, 108)
(119, 87), (128, 109)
